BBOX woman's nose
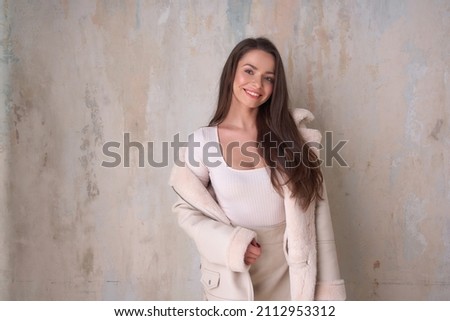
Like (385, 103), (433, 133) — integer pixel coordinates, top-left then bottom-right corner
(252, 76), (262, 88)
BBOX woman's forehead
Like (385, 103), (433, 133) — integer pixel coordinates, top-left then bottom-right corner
(238, 49), (275, 72)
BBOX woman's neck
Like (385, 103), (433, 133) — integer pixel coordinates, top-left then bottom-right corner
(221, 102), (258, 131)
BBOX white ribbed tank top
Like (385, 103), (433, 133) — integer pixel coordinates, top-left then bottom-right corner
(186, 126), (285, 229)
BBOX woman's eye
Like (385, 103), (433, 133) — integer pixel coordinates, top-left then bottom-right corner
(244, 69), (254, 75)
(265, 77), (274, 83)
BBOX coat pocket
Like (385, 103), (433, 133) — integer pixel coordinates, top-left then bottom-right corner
(199, 261), (253, 301)
(201, 268), (220, 290)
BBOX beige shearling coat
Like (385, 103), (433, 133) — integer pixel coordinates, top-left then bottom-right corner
(169, 108), (346, 300)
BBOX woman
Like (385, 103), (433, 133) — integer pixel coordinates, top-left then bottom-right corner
(169, 37), (345, 300)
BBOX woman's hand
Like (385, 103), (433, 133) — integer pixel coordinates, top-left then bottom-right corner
(244, 239), (261, 265)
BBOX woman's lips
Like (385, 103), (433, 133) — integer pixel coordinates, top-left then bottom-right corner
(244, 89), (261, 98)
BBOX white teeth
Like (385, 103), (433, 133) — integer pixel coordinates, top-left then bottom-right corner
(245, 89), (259, 97)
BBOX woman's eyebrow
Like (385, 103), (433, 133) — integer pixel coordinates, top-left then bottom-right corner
(243, 63), (257, 69)
(243, 63), (274, 74)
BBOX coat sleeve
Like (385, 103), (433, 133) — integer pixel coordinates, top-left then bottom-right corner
(314, 180), (346, 300)
(172, 195), (256, 272)
(171, 130), (257, 273)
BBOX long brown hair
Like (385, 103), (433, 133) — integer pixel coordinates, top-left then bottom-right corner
(209, 37), (323, 210)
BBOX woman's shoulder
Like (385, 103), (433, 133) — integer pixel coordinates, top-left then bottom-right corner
(185, 126), (221, 176)
(189, 126), (218, 145)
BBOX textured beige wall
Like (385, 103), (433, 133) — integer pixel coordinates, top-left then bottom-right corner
(0, 0), (449, 300)
(0, 0), (11, 299)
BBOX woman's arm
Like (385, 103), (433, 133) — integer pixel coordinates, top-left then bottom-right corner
(170, 130), (257, 272)
(172, 195), (256, 272)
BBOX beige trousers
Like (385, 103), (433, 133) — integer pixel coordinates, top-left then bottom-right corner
(249, 222), (290, 301)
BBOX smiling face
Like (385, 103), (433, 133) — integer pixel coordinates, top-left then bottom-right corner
(230, 49), (275, 110)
